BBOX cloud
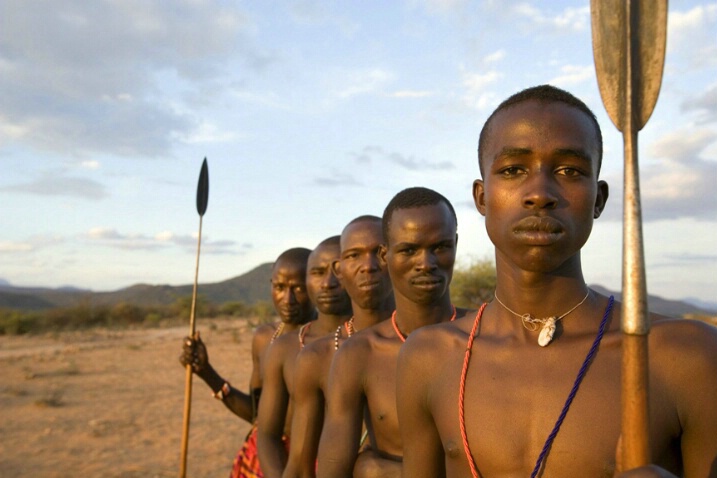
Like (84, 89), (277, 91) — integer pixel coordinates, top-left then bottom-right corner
(681, 83), (717, 124)
(483, 50), (505, 64)
(85, 227), (238, 254)
(314, 172), (362, 187)
(548, 64), (593, 87)
(349, 146), (454, 171)
(599, 126), (717, 222)
(511, 3), (590, 33)
(461, 70), (502, 110)
(0, 0), (267, 157)
(1, 171), (108, 200)
(0, 235), (64, 253)
(335, 69), (394, 99)
(668, 4), (717, 69)
(390, 90), (434, 98)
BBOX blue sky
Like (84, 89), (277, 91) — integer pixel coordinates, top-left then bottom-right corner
(1, 0), (715, 305)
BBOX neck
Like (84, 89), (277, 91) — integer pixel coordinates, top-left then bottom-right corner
(352, 306), (392, 331)
(393, 294), (453, 336)
(314, 312), (351, 335)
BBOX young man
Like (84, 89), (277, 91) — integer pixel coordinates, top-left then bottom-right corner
(397, 85), (717, 477)
(180, 247), (316, 478)
(257, 236), (353, 478)
(283, 215), (394, 478)
(317, 188), (474, 477)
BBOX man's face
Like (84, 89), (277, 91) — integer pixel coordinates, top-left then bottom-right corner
(380, 203), (457, 306)
(334, 220), (392, 311)
(307, 243), (352, 316)
(474, 100), (608, 274)
(270, 259), (314, 325)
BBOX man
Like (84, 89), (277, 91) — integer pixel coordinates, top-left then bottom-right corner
(317, 187), (474, 477)
(257, 236), (353, 477)
(397, 85), (717, 477)
(283, 215), (394, 478)
(180, 247), (316, 478)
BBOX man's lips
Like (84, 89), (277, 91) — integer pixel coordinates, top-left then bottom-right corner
(409, 275), (444, 287)
(513, 216), (563, 244)
(316, 294), (343, 303)
(356, 280), (380, 291)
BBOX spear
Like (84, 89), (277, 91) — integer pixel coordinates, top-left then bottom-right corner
(179, 158), (209, 478)
(590, 0), (667, 469)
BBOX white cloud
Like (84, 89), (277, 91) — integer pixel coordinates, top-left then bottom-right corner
(390, 90), (434, 98)
(461, 70), (502, 110)
(483, 50), (505, 64)
(0, 241), (34, 253)
(335, 69), (394, 99)
(548, 64), (594, 87)
(512, 3), (590, 33)
(84, 227), (238, 254)
(668, 4), (717, 69)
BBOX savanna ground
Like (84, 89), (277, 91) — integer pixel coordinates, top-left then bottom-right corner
(0, 317), (258, 477)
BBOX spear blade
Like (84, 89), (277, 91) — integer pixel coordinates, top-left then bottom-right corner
(196, 158), (209, 216)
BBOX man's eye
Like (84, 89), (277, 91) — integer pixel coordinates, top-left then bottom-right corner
(557, 167), (583, 177)
(500, 166), (523, 177)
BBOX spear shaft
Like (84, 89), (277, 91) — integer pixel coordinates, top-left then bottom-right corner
(179, 158), (209, 478)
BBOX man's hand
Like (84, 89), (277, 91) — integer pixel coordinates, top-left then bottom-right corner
(179, 331), (209, 375)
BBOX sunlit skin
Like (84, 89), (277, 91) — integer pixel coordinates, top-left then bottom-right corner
(318, 203), (474, 478)
(257, 240), (352, 478)
(397, 100), (717, 478)
(179, 255), (314, 425)
(283, 218), (394, 478)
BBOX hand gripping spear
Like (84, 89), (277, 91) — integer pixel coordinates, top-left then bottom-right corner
(179, 158), (209, 478)
(590, 0), (667, 470)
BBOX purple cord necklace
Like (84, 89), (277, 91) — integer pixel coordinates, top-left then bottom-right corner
(529, 295), (614, 477)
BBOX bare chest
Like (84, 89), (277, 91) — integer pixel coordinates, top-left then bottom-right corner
(434, 338), (623, 477)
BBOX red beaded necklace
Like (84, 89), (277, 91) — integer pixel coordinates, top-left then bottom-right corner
(333, 317), (355, 350)
(298, 321), (312, 349)
(391, 305), (456, 343)
(270, 323), (285, 343)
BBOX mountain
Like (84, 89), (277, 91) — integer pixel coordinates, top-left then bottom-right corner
(1, 269), (714, 319)
(0, 263), (274, 310)
(589, 285), (716, 317)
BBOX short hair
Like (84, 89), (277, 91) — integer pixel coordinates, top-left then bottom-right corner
(343, 214), (381, 233)
(272, 247), (311, 271)
(315, 235), (341, 250)
(382, 187), (457, 243)
(477, 84), (603, 177)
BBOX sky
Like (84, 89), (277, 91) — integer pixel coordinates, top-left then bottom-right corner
(1, 0), (715, 306)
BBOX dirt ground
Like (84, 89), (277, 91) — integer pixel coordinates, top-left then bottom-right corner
(0, 317), (259, 477)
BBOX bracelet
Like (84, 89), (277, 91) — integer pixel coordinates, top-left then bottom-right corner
(213, 382), (231, 400)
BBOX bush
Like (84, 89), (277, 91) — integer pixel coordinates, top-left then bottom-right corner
(450, 257), (497, 308)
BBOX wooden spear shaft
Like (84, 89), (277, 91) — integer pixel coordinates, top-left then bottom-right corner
(179, 158), (209, 478)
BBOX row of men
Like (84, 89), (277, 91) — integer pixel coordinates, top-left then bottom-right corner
(181, 84), (717, 478)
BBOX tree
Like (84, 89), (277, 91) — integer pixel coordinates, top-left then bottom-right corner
(450, 257), (496, 308)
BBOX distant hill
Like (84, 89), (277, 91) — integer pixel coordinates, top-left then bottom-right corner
(1, 269), (714, 319)
(589, 284), (716, 317)
(0, 263), (273, 311)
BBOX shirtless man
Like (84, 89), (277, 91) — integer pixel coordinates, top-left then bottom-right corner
(283, 215), (395, 478)
(318, 187), (474, 477)
(180, 247), (316, 477)
(397, 85), (717, 477)
(257, 236), (353, 477)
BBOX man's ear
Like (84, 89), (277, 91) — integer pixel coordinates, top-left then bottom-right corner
(593, 180), (609, 218)
(473, 179), (487, 216)
(331, 259), (342, 279)
(378, 244), (388, 267)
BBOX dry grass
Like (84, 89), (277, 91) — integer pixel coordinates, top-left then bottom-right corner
(0, 317), (257, 477)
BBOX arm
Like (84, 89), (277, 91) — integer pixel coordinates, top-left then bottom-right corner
(257, 337), (292, 478)
(179, 331), (254, 422)
(664, 321), (717, 477)
(283, 345), (324, 478)
(396, 331), (445, 478)
(317, 341), (366, 477)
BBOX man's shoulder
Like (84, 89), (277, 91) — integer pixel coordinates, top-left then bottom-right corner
(650, 316), (717, 353)
(300, 334), (334, 359)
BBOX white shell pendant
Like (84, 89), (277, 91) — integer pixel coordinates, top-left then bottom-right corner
(538, 317), (557, 347)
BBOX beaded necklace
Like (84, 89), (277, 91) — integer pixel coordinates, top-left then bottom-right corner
(459, 297), (614, 477)
(333, 317), (355, 350)
(270, 323), (285, 343)
(298, 321), (312, 349)
(391, 305), (456, 343)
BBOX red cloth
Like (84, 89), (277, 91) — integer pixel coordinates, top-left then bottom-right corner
(229, 426), (289, 478)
